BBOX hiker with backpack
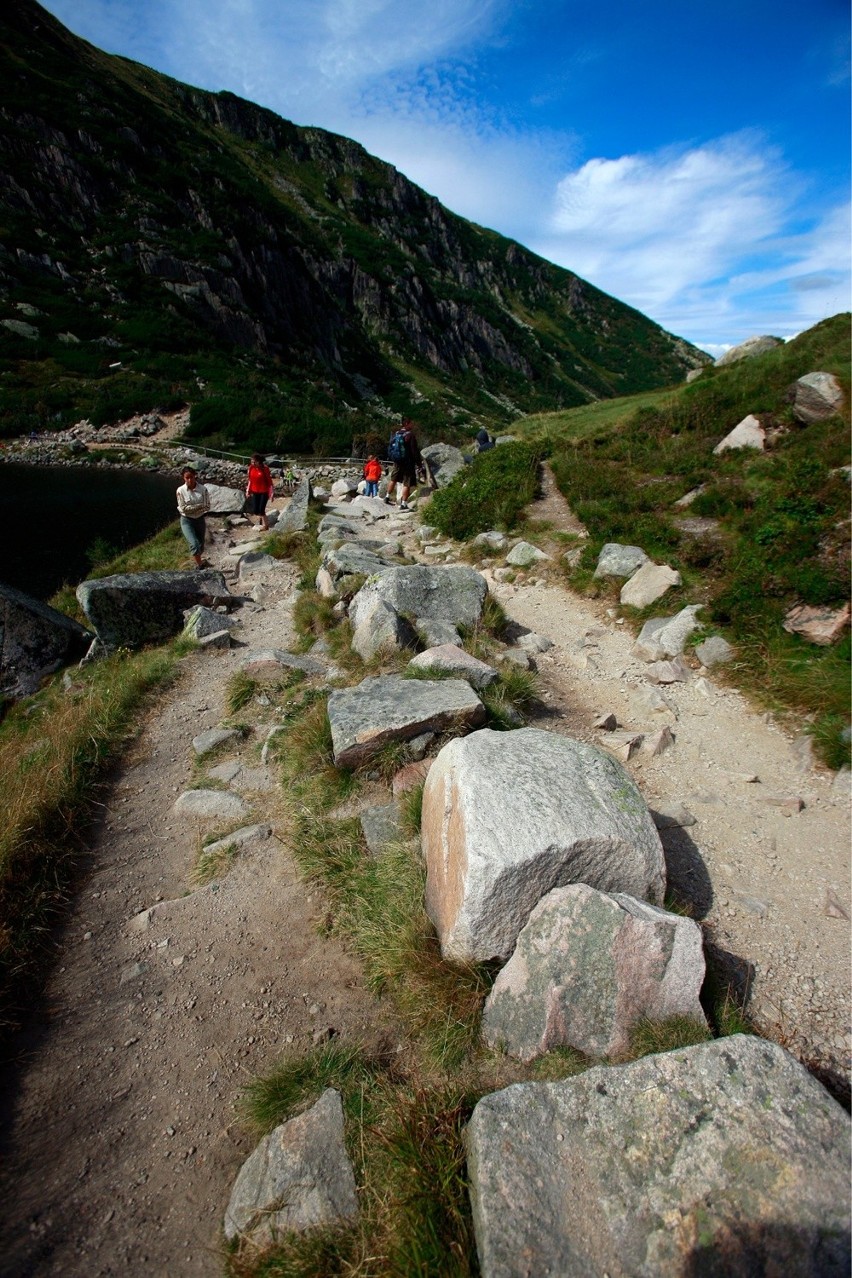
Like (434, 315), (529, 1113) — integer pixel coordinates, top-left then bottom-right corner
(384, 418), (422, 509)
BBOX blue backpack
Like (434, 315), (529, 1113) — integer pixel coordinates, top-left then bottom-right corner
(388, 429), (409, 462)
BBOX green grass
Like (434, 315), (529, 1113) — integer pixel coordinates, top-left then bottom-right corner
(48, 521), (188, 622)
(0, 644), (178, 1035)
(428, 441), (544, 540)
(539, 314), (851, 766)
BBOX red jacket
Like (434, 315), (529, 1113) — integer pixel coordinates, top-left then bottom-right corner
(363, 459), (382, 482)
(246, 463), (273, 495)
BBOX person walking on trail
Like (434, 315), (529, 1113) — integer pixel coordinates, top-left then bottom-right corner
(245, 452), (275, 531)
(176, 466), (211, 568)
(384, 419), (422, 509)
(362, 454), (382, 498)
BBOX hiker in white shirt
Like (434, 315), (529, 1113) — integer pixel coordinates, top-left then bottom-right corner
(176, 467), (211, 567)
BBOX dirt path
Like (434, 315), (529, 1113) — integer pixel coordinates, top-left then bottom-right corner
(481, 469), (851, 1081)
(1, 474), (849, 1276)
(0, 518), (392, 1277)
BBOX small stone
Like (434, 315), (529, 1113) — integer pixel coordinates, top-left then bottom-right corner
(592, 712), (618, 731)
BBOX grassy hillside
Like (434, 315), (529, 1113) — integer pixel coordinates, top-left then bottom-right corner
(431, 316), (851, 766)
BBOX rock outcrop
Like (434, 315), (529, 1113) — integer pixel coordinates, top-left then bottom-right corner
(77, 570), (231, 650)
(327, 674), (486, 768)
(0, 581), (92, 698)
(466, 1036), (851, 1278)
(422, 728), (666, 962)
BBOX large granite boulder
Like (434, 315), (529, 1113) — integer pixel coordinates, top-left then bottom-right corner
(350, 565), (487, 630)
(350, 594), (417, 662)
(421, 442), (467, 488)
(788, 372), (844, 423)
(715, 334), (783, 365)
(466, 1036), (851, 1278)
(275, 477), (312, 533)
(224, 1089), (358, 1246)
(0, 582), (92, 698)
(422, 728), (666, 963)
(204, 482), (245, 514)
(328, 674), (486, 769)
(593, 544), (649, 580)
(76, 570), (231, 650)
(481, 884), (707, 1060)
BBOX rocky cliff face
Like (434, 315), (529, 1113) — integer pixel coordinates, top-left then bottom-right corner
(0, 2), (709, 447)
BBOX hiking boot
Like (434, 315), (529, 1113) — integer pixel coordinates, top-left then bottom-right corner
(398, 501), (410, 511)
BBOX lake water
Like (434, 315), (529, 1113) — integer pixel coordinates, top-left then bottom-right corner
(0, 464), (181, 601)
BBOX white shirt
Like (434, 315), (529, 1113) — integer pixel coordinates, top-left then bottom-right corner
(176, 482), (211, 518)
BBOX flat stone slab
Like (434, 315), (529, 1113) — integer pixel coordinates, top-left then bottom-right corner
(349, 564), (488, 628)
(407, 644), (498, 690)
(620, 562), (681, 608)
(321, 542), (396, 583)
(466, 1036), (851, 1278)
(360, 801), (406, 857)
(713, 413), (766, 453)
(239, 649), (325, 676)
(633, 605), (704, 661)
(506, 541), (550, 568)
(173, 790), (250, 820)
(224, 1089), (358, 1245)
(192, 728), (241, 757)
(328, 674), (486, 769)
(422, 728), (666, 963)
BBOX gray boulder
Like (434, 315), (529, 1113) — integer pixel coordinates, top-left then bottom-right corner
(349, 565), (487, 630)
(695, 634), (734, 667)
(473, 531), (509, 552)
(482, 884), (706, 1060)
(715, 334), (783, 365)
(239, 649), (325, 676)
(224, 1089), (358, 1246)
(415, 618), (463, 648)
(422, 728), (666, 963)
(350, 594), (417, 662)
(321, 542), (395, 584)
(0, 581), (92, 698)
(237, 552), (277, 581)
(593, 544), (649, 580)
(632, 605), (703, 661)
(421, 442), (467, 488)
(620, 562), (681, 608)
(192, 727), (241, 757)
(466, 1036), (851, 1278)
(789, 372), (844, 423)
(204, 483), (245, 514)
(506, 542), (550, 568)
(328, 674), (486, 769)
(275, 478), (312, 533)
(76, 570), (231, 650)
(182, 605), (239, 640)
(407, 644), (498, 690)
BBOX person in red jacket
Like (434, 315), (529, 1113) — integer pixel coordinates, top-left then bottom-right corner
(245, 453), (274, 530)
(362, 454), (382, 498)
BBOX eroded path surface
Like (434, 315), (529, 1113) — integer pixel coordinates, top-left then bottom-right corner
(0, 522), (391, 1277)
(479, 469), (851, 1081)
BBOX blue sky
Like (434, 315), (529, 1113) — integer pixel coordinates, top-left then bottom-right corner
(40, 0), (850, 355)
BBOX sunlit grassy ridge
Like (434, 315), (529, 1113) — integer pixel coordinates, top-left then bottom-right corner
(429, 316), (850, 766)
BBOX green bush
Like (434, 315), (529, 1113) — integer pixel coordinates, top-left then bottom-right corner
(428, 441), (543, 540)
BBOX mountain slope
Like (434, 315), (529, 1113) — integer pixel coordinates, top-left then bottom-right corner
(0, 1), (708, 451)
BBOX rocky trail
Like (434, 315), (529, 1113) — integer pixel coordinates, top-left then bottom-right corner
(0, 473), (849, 1276)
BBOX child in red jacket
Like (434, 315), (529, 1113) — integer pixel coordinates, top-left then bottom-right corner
(363, 454), (382, 498)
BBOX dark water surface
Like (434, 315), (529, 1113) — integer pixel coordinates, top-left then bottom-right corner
(0, 463), (180, 601)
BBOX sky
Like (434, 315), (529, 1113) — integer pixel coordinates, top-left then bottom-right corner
(39, 0), (851, 356)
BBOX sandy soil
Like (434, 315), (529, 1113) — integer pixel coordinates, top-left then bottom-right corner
(0, 473), (849, 1277)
